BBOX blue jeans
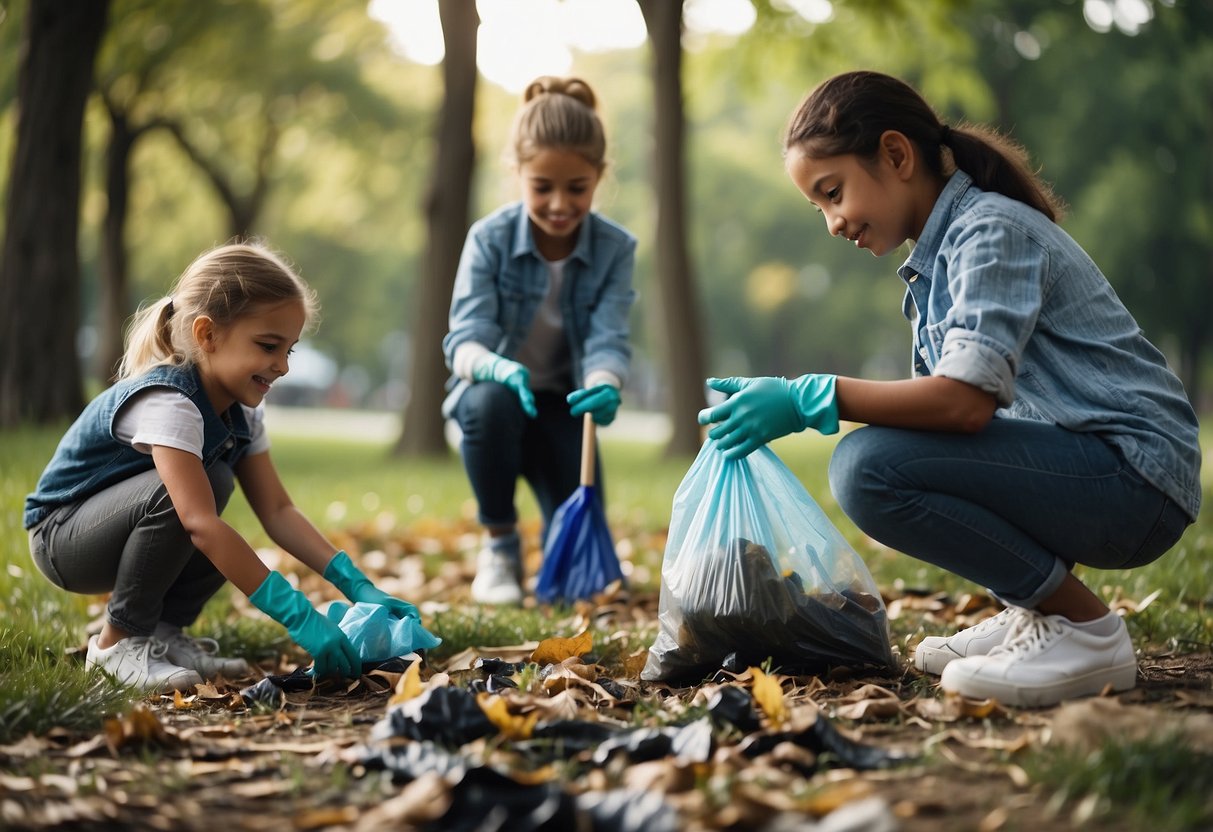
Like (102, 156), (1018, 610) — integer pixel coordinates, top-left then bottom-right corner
(29, 464), (235, 636)
(828, 419), (1191, 607)
(454, 383), (602, 540)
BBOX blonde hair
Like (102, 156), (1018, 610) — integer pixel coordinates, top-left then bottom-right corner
(117, 241), (319, 381)
(509, 76), (607, 172)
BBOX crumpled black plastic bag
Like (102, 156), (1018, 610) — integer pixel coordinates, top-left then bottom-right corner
(371, 686), (494, 748)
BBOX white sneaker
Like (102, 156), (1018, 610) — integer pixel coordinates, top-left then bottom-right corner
(86, 634), (203, 693)
(914, 606), (1032, 675)
(154, 622), (250, 679)
(470, 544), (523, 605)
(940, 612), (1137, 707)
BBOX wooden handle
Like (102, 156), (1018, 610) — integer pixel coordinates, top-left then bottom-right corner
(580, 412), (596, 487)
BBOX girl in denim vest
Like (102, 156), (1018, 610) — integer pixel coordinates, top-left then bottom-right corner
(443, 77), (637, 605)
(698, 71), (1200, 707)
(26, 243), (435, 693)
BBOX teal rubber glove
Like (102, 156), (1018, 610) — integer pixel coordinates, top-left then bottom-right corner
(567, 383), (621, 426)
(324, 550), (421, 621)
(697, 374), (839, 460)
(473, 354), (537, 418)
(249, 571), (361, 679)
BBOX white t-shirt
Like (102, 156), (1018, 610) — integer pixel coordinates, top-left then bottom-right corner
(513, 257), (573, 392)
(113, 389), (269, 459)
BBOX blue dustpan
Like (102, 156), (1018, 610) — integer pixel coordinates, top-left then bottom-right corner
(535, 414), (625, 604)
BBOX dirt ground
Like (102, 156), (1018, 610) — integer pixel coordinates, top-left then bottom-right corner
(2, 596), (1211, 832)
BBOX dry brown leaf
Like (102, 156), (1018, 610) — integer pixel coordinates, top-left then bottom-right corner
(531, 630), (593, 665)
(389, 659), (423, 705)
(621, 648), (649, 679)
(522, 688), (586, 721)
(804, 778), (874, 816)
(831, 684), (902, 720)
(103, 704), (177, 753)
(171, 689), (197, 710)
(293, 806), (358, 829)
(477, 692), (538, 740)
(749, 666), (786, 726)
(541, 664), (618, 702)
(194, 682), (225, 699)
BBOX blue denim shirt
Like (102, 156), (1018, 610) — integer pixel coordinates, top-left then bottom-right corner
(24, 363), (253, 529)
(900, 171), (1201, 520)
(441, 202), (637, 418)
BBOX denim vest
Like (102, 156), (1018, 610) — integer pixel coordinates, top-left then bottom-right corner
(24, 363), (252, 529)
(441, 202), (637, 418)
(899, 171), (1202, 521)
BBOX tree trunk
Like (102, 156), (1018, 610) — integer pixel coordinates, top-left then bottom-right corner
(0, 0), (109, 427)
(638, 0), (707, 457)
(98, 105), (137, 383)
(394, 0), (479, 457)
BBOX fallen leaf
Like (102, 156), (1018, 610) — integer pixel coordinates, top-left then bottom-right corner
(477, 692), (537, 740)
(390, 659), (423, 705)
(749, 667), (786, 726)
(532, 630), (593, 665)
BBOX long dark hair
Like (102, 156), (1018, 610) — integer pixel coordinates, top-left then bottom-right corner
(784, 70), (1064, 222)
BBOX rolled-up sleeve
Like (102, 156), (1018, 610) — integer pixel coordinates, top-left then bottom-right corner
(442, 225), (505, 370)
(933, 218), (1047, 407)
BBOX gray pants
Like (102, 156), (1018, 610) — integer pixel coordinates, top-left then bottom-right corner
(29, 465), (236, 636)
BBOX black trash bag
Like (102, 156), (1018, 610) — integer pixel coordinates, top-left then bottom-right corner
(738, 712), (914, 770)
(370, 686), (495, 747)
(642, 440), (895, 684)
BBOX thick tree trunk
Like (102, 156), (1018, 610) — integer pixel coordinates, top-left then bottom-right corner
(638, 0), (707, 457)
(0, 0), (109, 426)
(98, 106), (136, 383)
(394, 0), (479, 457)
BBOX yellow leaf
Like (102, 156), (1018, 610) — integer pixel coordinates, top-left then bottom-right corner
(476, 693), (537, 740)
(390, 660), (423, 705)
(749, 667), (786, 725)
(531, 629), (593, 665)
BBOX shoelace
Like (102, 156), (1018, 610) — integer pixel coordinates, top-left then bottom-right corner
(160, 633), (220, 657)
(988, 611), (1065, 658)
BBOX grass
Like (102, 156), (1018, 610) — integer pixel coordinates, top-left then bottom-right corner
(1025, 734), (1213, 830)
(2, 419), (1211, 744)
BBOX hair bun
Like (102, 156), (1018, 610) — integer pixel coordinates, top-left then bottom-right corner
(523, 76), (597, 111)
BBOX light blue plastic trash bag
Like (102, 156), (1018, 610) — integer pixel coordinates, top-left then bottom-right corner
(641, 439), (894, 683)
(324, 602), (442, 665)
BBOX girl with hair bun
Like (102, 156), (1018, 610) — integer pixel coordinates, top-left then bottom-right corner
(443, 76), (638, 605)
(698, 70), (1200, 707)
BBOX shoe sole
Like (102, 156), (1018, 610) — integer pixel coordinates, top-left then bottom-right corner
(941, 661), (1138, 707)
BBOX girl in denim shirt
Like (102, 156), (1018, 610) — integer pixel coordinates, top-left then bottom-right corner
(698, 71), (1200, 707)
(26, 243), (434, 692)
(443, 77), (637, 605)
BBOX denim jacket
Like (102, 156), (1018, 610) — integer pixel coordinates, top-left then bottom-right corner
(24, 363), (253, 529)
(441, 202), (637, 418)
(900, 171), (1201, 520)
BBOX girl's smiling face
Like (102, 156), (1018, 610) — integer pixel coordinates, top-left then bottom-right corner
(785, 132), (936, 257)
(194, 299), (306, 413)
(519, 147), (601, 260)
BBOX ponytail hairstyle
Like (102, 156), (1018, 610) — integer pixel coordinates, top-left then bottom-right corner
(508, 76), (607, 173)
(783, 70), (1065, 222)
(117, 241), (319, 381)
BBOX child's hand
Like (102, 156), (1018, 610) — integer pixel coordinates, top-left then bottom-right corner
(567, 383), (621, 426)
(249, 571), (361, 678)
(473, 354), (538, 418)
(325, 551), (420, 620)
(697, 374), (839, 460)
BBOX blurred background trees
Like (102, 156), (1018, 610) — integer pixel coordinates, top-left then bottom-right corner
(1, 0), (1208, 447)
